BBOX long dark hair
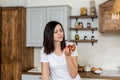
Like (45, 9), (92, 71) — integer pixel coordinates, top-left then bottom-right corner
(43, 21), (66, 55)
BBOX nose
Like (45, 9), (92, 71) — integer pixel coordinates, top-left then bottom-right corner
(58, 31), (63, 36)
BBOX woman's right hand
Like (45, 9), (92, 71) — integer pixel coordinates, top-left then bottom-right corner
(63, 46), (72, 56)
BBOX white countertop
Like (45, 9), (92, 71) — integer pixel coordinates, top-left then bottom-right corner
(100, 70), (120, 77)
(28, 67), (41, 73)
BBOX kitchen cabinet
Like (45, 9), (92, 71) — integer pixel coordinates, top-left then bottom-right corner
(99, 0), (120, 33)
(0, 7), (34, 80)
(26, 7), (46, 47)
(22, 74), (41, 80)
(70, 15), (98, 45)
(26, 5), (71, 47)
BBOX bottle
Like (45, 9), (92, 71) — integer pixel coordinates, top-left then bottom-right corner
(91, 35), (95, 40)
(75, 19), (78, 27)
(90, 0), (97, 16)
(79, 22), (83, 28)
(84, 36), (88, 40)
(87, 23), (91, 28)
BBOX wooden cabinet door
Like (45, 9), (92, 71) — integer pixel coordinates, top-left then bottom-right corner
(1, 8), (21, 60)
(0, 7), (2, 80)
(1, 7), (22, 80)
(1, 62), (21, 80)
(1, 7), (34, 80)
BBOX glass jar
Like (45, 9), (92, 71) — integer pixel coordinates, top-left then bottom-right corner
(87, 23), (91, 28)
(78, 22), (83, 28)
(84, 64), (91, 72)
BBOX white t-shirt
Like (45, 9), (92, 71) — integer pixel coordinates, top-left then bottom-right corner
(40, 42), (81, 80)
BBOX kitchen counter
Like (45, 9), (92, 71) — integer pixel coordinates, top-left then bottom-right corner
(22, 72), (41, 75)
(79, 70), (120, 79)
(22, 67), (41, 75)
(22, 69), (120, 79)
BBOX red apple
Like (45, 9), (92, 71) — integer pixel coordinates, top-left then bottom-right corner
(70, 44), (75, 51)
(66, 44), (76, 52)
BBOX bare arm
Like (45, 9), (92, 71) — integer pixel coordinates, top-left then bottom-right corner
(63, 46), (78, 79)
(65, 56), (78, 79)
(41, 62), (50, 80)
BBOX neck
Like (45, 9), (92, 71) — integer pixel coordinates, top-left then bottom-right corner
(54, 42), (61, 50)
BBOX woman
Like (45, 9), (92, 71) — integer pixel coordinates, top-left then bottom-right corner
(40, 21), (81, 80)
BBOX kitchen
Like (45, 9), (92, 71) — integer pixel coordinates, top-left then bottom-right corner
(0, 0), (120, 80)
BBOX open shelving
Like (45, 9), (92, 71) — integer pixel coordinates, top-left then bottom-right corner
(70, 15), (98, 45)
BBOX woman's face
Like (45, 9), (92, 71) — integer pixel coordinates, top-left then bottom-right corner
(54, 24), (64, 42)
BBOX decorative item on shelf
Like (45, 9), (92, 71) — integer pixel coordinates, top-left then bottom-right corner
(111, 0), (120, 20)
(84, 64), (91, 72)
(78, 66), (85, 72)
(74, 33), (79, 40)
(91, 35), (95, 40)
(80, 7), (88, 16)
(75, 22), (82, 28)
(84, 35), (88, 40)
(75, 19), (78, 26)
(87, 22), (91, 28)
(78, 22), (83, 28)
(90, 0), (97, 16)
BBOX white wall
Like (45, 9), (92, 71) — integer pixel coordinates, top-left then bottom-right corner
(29, 0), (120, 70)
(0, 0), (29, 7)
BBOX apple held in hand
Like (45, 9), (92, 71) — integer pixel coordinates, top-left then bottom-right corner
(66, 44), (76, 52)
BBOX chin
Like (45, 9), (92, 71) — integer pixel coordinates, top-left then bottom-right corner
(58, 38), (63, 41)
(55, 39), (63, 42)
(54, 38), (63, 42)
(59, 40), (63, 42)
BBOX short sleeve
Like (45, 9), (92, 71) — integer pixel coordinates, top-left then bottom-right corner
(71, 43), (78, 56)
(40, 47), (48, 62)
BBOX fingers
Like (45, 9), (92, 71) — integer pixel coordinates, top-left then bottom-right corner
(64, 47), (72, 56)
(66, 44), (76, 52)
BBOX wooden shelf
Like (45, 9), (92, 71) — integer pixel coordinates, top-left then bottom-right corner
(70, 15), (98, 45)
(70, 15), (97, 21)
(70, 28), (97, 30)
(70, 27), (97, 33)
(70, 40), (97, 43)
(70, 15), (97, 19)
(70, 39), (97, 45)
